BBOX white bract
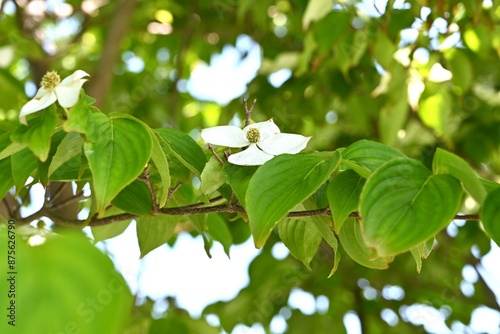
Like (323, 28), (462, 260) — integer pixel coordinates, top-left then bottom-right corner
(19, 70), (90, 125)
(201, 119), (311, 166)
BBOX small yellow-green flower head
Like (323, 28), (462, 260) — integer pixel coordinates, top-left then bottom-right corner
(246, 128), (260, 143)
(40, 71), (61, 90)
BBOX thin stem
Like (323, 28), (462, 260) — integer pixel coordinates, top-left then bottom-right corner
(141, 163), (159, 214)
(208, 144), (225, 165)
(243, 97), (257, 126)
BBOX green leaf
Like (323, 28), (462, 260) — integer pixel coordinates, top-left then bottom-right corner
(84, 114), (152, 216)
(11, 147), (37, 190)
(311, 217), (340, 277)
(11, 104), (57, 161)
(302, 0), (333, 30)
(111, 180), (152, 216)
(379, 97), (408, 146)
(63, 92), (97, 139)
(0, 132), (26, 160)
(206, 213), (233, 256)
(342, 139), (407, 178)
(247, 152), (341, 248)
(433, 148), (487, 204)
(1, 233), (133, 334)
(155, 128), (207, 177)
(338, 218), (393, 269)
(48, 132), (84, 178)
(360, 158), (462, 256)
(136, 215), (177, 258)
(418, 87), (452, 136)
(0, 158), (14, 199)
(279, 206), (323, 270)
(91, 219), (132, 242)
(313, 11), (351, 53)
(201, 156), (225, 196)
(410, 237), (435, 273)
(150, 132), (171, 207)
(481, 188), (500, 246)
(222, 163), (258, 205)
(327, 169), (365, 233)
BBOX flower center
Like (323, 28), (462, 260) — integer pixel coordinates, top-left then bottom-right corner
(246, 128), (260, 143)
(40, 71), (61, 89)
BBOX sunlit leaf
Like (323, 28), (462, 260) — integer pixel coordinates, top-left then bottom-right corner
(84, 114), (152, 216)
(247, 152), (341, 248)
(342, 139), (407, 178)
(360, 158), (462, 256)
(4, 233), (133, 334)
(433, 148), (487, 204)
(481, 188), (500, 246)
(11, 104), (57, 162)
(136, 215), (177, 258)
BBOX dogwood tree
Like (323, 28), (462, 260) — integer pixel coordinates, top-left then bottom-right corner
(0, 0), (499, 333)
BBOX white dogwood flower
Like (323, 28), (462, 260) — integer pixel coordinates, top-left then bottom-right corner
(19, 70), (90, 125)
(201, 119), (311, 166)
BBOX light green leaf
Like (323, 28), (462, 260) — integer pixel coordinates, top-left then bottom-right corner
(311, 216), (340, 277)
(410, 237), (435, 273)
(2, 233), (133, 334)
(137, 215), (177, 258)
(11, 104), (57, 162)
(339, 218), (393, 269)
(0, 158), (14, 199)
(91, 219), (132, 242)
(418, 87), (452, 136)
(201, 156), (225, 196)
(111, 180), (152, 216)
(302, 0), (333, 30)
(481, 188), (500, 246)
(155, 128), (207, 177)
(360, 158), (462, 256)
(279, 207), (323, 270)
(63, 92), (97, 140)
(48, 132), (84, 178)
(11, 147), (37, 190)
(150, 132), (170, 207)
(207, 213), (233, 256)
(327, 169), (365, 233)
(379, 97), (408, 146)
(247, 152), (341, 248)
(433, 148), (487, 204)
(84, 114), (152, 216)
(0, 132), (26, 160)
(342, 139), (407, 178)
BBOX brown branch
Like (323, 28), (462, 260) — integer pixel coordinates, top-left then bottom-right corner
(17, 199), (481, 228)
(243, 97), (257, 126)
(86, 0), (138, 107)
(140, 163), (159, 214)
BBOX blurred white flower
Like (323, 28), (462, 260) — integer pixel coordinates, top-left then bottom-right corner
(201, 119), (311, 166)
(19, 70), (90, 125)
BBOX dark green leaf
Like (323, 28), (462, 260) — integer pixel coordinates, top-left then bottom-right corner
(11, 147), (37, 190)
(155, 128), (207, 176)
(112, 180), (152, 216)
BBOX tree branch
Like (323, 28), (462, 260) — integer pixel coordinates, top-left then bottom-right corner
(16, 200), (480, 229)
